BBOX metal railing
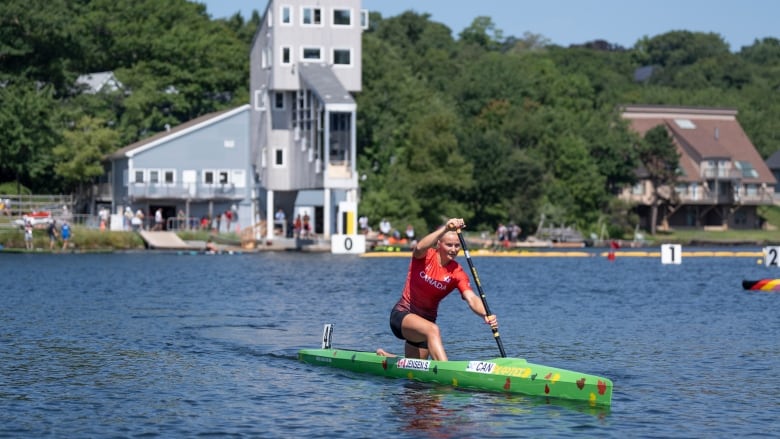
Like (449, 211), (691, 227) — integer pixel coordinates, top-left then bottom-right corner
(126, 183), (247, 200)
(0, 194), (73, 217)
(700, 169), (742, 180)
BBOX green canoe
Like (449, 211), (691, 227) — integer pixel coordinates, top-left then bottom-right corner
(298, 347), (613, 406)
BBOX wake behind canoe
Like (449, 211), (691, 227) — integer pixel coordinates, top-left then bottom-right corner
(298, 348), (613, 406)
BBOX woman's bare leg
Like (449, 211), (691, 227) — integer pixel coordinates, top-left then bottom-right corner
(400, 313), (447, 361)
(404, 343), (430, 360)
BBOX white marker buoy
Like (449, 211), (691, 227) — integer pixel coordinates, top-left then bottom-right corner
(661, 244), (682, 264)
(763, 246), (780, 267)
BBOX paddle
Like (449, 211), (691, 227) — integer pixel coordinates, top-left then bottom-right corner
(456, 229), (507, 358)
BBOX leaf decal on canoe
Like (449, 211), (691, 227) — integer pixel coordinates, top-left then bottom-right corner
(576, 378), (585, 390)
(351, 354), (356, 362)
(433, 365), (438, 374)
(504, 377), (511, 390)
(544, 384), (550, 394)
(530, 373), (537, 380)
(382, 359), (387, 370)
(597, 380), (607, 395)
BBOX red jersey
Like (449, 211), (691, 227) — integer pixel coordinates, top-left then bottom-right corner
(393, 248), (472, 321)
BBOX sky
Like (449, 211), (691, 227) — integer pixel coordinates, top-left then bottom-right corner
(199, 0), (778, 51)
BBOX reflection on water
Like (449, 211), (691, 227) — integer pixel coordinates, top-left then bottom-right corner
(394, 384), (458, 438)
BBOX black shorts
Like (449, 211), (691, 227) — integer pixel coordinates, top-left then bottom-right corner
(389, 308), (428, 349)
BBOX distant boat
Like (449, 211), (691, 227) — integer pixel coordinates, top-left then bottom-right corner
(742, 279), (780, 291)
(533, 214), (586, 247)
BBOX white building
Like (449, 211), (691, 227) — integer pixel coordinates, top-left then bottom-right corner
(250, 0), (367, 239)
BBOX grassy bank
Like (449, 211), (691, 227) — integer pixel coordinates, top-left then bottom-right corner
(0, 226), (145, 252)
(0, 226), (244, 252)
(652, 205), (780, 246)
(649, 229), (780, 246)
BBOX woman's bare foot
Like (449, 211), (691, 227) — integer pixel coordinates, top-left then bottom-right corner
(376, 348), (396, 357)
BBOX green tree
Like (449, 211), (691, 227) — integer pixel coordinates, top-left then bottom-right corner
(76, 0), (247, 141)
(739, 37), (780, 65)
(52, 116), (119, 209)
(0, 0), (83, 92)
(636, 125), (680, 235)
(459, 16), (504, 52)
(401, 105), (473, 228)
(0, 83), (60, 192)
(460, 100), (545, 231)
(356, 33), (437, 228)
(371, 11), (459, 92)
(634, 31), (732, 87)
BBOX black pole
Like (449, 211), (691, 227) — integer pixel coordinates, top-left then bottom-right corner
(457, 229), (507, 357)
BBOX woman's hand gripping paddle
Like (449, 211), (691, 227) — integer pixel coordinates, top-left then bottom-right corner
(457, 229), (507, 358)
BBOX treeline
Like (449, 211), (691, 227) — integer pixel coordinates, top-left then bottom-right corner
(2, 1), (780, 237)
(0, 0), (258, 199)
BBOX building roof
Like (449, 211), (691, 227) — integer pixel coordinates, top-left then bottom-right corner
(766, 149), (780, 170)
(109, 105), (250, 160)
(621, 105), (775, 184)
(75, 71), (122, 94)
(298, 63), (356, 110)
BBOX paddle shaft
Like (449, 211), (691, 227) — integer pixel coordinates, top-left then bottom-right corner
(457, 229), (507, 358)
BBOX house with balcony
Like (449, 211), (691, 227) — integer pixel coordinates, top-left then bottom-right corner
(96, 105), (254, 231)
(620, 105), (776, 230)
(765, 149), (780, 200)
(250, 0), (366, 239)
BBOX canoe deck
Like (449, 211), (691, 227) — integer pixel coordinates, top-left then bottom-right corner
(298, 348), (613, 406)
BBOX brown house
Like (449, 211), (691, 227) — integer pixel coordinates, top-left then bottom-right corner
(620, 105), (776, 230)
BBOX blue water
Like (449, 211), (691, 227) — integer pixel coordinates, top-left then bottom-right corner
(1, 250), (779, 438)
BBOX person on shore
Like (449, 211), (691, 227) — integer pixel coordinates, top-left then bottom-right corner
(302, 211), (311, 238)
(274, 209), (286, 236)
(379, 218), (392, 236)
(24, 218), (34, 250)
(177, 209), (186, 230)
(47, 220), (59, 250)
(153, 208), (164, 231)
(293, 214), (302, 238)
(224, 209), (233, 232)
(132, 210), (144, 231)
(377, 218), (498, 361)
(60, 221), (71, 250)
(405, 224), (416, 246)
(124, 207), (133, 230)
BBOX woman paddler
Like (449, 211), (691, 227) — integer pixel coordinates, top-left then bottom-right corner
(377, 218), (498, 361)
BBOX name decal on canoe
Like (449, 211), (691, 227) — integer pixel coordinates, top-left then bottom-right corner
(466, 361), (496, 374)
(492, 365), (532, 378)
(397, 358), (431, 371)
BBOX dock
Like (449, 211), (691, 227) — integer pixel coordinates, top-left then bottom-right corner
(138, 231), (197, 250)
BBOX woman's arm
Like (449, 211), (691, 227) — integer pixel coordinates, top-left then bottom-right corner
(463, 290), (498, 328)
(411, 218), (464, 258)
